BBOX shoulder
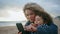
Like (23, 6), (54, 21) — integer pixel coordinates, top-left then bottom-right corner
(37, 23), (58, 31)
(50, 23), (58, 28)
(49, 23), (58, 30)
(37, 23), (58, 30)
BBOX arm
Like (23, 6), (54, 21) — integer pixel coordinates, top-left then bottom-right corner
(36, 24), (58, 34)
(23, 21), (31, 34)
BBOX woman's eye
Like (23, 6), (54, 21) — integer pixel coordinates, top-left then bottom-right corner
(37, 19), (40, 21)
(26, 14), (29, 16)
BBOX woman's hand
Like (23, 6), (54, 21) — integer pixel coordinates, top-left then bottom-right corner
(23, 26), (27, 31)
(31, 26), (37, 32)
(26, 24), (37, 32)
(18, 32), (22, 34)
(23, 23), (37, 32)
(23, 25), (32, 31)
(26, 25), (32, 31)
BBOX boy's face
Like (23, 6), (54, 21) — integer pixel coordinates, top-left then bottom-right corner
(34, 15), (44, 25)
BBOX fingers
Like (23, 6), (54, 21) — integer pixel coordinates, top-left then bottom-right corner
(25, 24), (36, 32)
(23, 26), (27, 31)
(31, 23), (34, 25)
(31, 27), (37, 32)
(18, 32), (22, 34)
(25, 25), (33, 31)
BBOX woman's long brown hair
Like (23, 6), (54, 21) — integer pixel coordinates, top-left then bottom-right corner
(23, 3), (53, 25)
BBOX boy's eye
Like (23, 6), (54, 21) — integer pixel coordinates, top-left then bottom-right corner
(37, 19), (40, 21)
(35, 17), (40, 21)
(35, 18), (40, 21)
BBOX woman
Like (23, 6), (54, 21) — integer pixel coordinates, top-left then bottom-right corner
(18, 3), (58, 34)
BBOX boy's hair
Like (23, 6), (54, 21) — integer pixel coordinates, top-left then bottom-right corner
(36, 11), (53, 25)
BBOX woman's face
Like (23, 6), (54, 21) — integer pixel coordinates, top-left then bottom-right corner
(34, 15), (44, 25)
(24, 9), (36, 22)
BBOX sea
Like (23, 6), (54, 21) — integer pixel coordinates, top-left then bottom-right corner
(0, 21), (26, 27)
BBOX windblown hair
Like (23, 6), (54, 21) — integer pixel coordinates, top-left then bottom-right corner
(23, 3), (53, 25)
(36, 11), (53, 25)
(23, 3), (44, 12)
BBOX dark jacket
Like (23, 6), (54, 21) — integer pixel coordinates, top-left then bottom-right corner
(25, 21), (58, 34)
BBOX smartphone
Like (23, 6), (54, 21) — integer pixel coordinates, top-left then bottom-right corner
(16, 23), (25, 34)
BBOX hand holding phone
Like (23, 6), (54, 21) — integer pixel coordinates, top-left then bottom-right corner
(16, 23), (25, 34)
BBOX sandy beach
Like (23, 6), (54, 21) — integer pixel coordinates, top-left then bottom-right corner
(0, 19), (60, 34)
(0, 26), (18, 34)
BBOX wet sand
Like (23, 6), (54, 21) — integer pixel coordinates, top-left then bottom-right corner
(0, 26), (18, 34)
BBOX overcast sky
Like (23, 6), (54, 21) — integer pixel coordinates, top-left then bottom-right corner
(0, 0), (60, 21)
